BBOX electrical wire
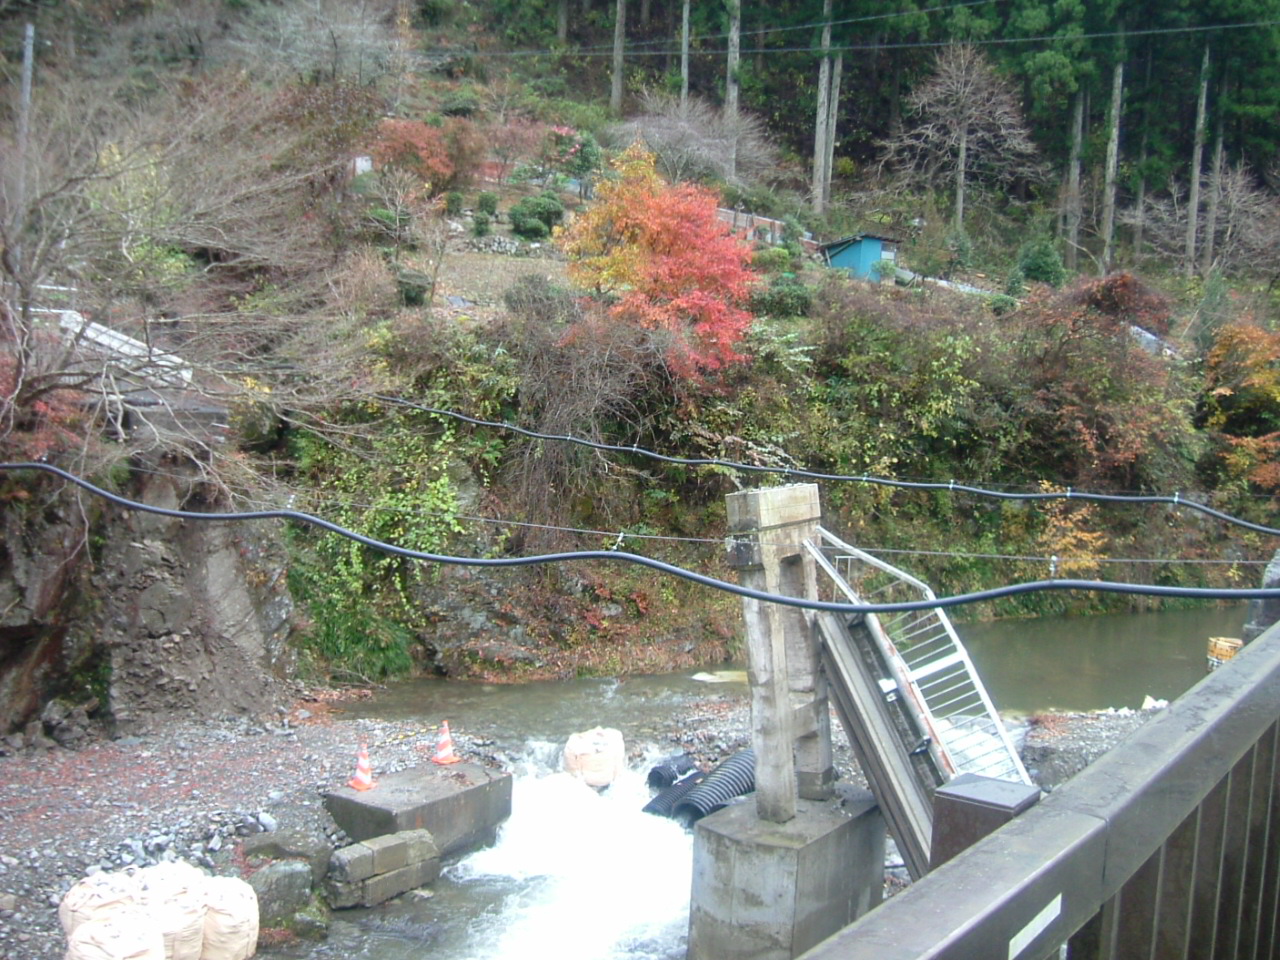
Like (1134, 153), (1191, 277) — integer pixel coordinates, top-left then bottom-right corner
(374, 397), (1280, 538)
(5, 461), (1277, 614)
(446, 17), (1280, 60)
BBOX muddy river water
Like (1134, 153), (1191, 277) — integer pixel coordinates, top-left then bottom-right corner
(296, 603), (1247, 960)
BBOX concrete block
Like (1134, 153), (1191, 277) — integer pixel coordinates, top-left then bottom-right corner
(323, 878), (361, 910)
(324, 763), (512, 859)
(328, 842), (376, 883)
(359, 859), (440, 907)
(363, 833), (409, 874)
(688, 796), (885, 960)
(401, 829), (440, 865)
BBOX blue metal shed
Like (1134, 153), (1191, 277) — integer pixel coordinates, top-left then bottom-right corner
(819, 234), (901, 283)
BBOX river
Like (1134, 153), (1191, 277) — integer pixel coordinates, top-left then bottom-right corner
(295, 603), (1246, 960)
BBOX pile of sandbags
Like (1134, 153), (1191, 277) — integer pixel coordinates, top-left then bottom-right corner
(562, 727), (626, 788)
(60, 863), (258, 960)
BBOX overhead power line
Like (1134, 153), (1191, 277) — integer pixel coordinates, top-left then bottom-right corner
(375, 398), (1280, 539)
(453, 17), (1280, 60)
(5, 461), (1277, 614)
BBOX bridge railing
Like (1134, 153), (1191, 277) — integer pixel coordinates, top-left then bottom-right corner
(799, 620), (1280, 960)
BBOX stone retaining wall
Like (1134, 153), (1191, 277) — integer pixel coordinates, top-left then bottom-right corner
(324, 830), (441, 909)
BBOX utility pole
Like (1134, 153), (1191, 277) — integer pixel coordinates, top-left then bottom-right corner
(680, 0), (691, 110)
(13, 23), (35, 299)
(611, 0), (626, 115)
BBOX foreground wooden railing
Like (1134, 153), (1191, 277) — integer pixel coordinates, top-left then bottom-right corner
(800, 620), (1280, 960)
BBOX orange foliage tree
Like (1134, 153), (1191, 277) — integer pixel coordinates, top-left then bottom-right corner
(1204, 322), (1280, 490)
(558, 144), (758, 380)
(371, 118), (453, 193)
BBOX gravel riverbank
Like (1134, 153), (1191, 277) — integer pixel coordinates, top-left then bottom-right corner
(0, 687), (1158, 959)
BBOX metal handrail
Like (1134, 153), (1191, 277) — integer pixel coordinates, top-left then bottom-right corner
(809, 527), (1030, 786)
(800, 620), (1280, 960)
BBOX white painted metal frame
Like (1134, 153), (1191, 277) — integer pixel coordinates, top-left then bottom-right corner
(808, 527), (1031, 786)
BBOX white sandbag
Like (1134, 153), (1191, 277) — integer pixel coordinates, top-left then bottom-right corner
(59, 872), (140, 936)
(64, 912), (165, 960)
(135, 862), (208, 960)
(562, 726), (626, 788)
(200, 876), (259, 960)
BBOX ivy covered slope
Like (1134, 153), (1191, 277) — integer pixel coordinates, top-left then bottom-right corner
(3, 2), (1280, 685)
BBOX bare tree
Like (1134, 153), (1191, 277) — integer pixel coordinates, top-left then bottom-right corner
(1122, 165), (1280, 281)
(879, 45), (1041, 232)
(606, 91), (779, 187)
(224, 0), (398, 84)
(0, 74), (382, 477)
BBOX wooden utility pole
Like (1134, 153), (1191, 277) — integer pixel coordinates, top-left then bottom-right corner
(1185, 46), (1210, 277)
(727, 484), (834, 823)
(725, 0), (740, 180)
(1100, 57), (1124, 274)
(611, 0), (626, 115)
(1064, 90), (1083, 271)
(680, 0), (691, 110)
(811, 0), (832, 214)
(823, 53), (842, 207)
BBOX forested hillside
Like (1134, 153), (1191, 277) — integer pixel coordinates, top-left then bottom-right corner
(1, 0), (1278, 693)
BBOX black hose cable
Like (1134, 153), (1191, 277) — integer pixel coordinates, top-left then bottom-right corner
(6, 461), (1280, 614)
(378, 397), (1280, 538)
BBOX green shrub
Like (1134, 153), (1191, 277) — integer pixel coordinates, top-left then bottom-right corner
(750, 276), (812, 317)
(946, 230), (974, 272)
(988, 293), (1018, 316)
(509, 191), (564, 239)
(476, 191), (499, 216)
(1005, 266), (1027, 298)
(472, 211), (491, 237)
(752, 247), (793, 274)
(1018, 237), (1067, 287)
(444, 191), (464, 216)
(441, 89), (481, 117)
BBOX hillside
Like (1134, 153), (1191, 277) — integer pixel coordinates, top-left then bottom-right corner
(1, 0), (1278, 730)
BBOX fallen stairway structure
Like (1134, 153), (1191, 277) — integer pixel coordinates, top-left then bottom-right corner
(808, 528), (1030, 879)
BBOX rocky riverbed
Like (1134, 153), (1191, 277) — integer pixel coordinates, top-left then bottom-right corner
(0, 686), (1159, 959)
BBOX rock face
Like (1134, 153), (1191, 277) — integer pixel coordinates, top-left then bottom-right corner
(0, 454), (296, 737)
(247, 861), (314, 926)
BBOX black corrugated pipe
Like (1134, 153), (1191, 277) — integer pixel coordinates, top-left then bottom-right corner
(672, 749), (755, 825)
(647, 752), (697, 789)
(642, 769), (706, 817)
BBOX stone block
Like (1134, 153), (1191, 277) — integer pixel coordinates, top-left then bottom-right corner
(242, 828), (333, 885)
(249, 860), (314, 926)
(401, 829), (439, 865)
(688, 796), (885, 960)
(322, 877), (361, 910)
(324, 764), (512, 859)
(328, 842), (375, 883)
(363, 834), (408, 875)
(360, 865), (424, 911)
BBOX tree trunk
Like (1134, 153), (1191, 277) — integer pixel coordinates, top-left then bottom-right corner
(811, 0), (832, 214)
(1100, 59), (1124, 274)
(725, 0), (740, 179)
(1201, 98), (1226, 274)
(681, 0), (691, 109)
(611, 0), (626, 115)
(889, 52), (903, 138)
(1064, 89), (1083, 271)
(955, 124), (967, 232)
(557, 0), (568, 42)
(823, 53), (842, 207)
(641, 0), (650, 28)
(1185, 45), (1210, 277)
(1133, 51), (1153, 258)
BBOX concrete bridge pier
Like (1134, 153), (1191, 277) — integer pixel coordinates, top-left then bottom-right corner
(687, 485), (885, 960)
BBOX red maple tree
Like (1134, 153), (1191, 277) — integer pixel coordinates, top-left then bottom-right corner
(559, 145), (758, 380)
(371, 118), (453, 193)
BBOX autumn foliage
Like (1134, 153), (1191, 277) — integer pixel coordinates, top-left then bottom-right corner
(1204, 321), (1280, 490)
(372, 118), (453, 192)
(558, 144), (758, 380)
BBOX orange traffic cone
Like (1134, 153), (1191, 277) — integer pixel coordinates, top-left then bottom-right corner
(431, 721), (462, 765)
(348, 743), (376, 791)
